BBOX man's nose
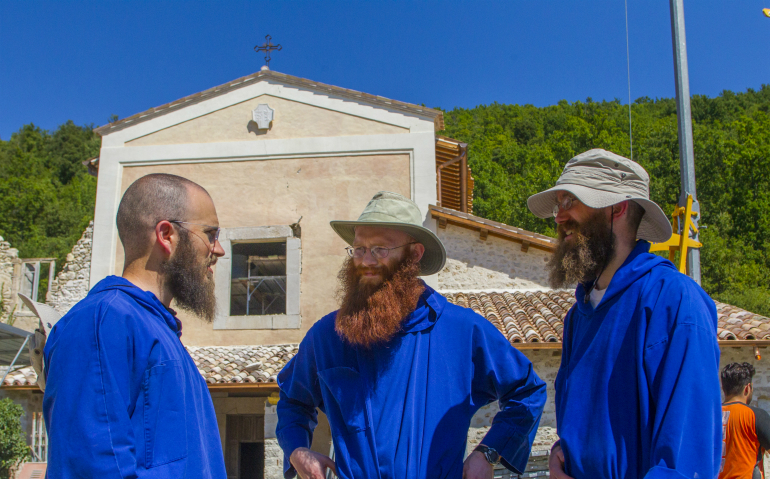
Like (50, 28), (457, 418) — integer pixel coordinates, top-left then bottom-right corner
(212, 239), (225, 257)
(360, 249), (378, 266)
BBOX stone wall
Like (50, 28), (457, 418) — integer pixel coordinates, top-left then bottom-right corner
(264, 438), (283, 479)
(46, 222), (93, 314)
(437, 224), (552, 290)
(0, 237), (20, 323)
(721, 346), (770, 410)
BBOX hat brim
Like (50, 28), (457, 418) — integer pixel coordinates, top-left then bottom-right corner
(17, 293), (63, 333)
(330, 221), (447, 276)
(527, 184), (673, 243)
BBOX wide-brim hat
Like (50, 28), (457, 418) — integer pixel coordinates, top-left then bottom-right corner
(330, 191), (447, 276)
(527, 149), (673, 243)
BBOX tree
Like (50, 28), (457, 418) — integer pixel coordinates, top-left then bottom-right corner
(0, 121), (99, 300)
(439, 85), (770, 316)
(0, 398), (29, 477)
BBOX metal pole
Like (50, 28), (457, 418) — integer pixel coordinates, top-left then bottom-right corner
(669, 0), (701, 284)
(0, 335), (30, 386)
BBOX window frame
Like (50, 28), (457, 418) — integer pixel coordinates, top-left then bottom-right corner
(214, 225), (301, 330)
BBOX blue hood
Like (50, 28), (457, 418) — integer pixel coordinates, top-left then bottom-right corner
(574, 240), (673, 314)
(90, 275), (182, 337)
(555, 240), (721, 479)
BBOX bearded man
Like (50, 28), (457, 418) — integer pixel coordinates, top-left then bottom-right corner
(276, 191), (546, 479)
(526, 149), (721, 479)
(43, 174), (227, 478)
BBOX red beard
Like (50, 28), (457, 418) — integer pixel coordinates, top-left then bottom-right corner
(335, 256), (425, 348)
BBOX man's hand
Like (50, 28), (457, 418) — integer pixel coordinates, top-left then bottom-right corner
(549, 442), (575, 479)
(289, 447), (337, 479)
(462, 451), (494, 479)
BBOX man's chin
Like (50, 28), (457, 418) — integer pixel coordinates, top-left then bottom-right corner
(358, 276), (383, 287)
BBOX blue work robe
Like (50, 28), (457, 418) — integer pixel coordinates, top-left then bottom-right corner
(43, 276), (226, 479)
(555, 241), (721, 479)
(276, 284), (547, 479)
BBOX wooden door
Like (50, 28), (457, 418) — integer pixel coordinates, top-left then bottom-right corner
(225, 415), (264, 479)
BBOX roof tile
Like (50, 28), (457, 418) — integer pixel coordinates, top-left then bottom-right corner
(3, 294), (768, 388)
(446, 291), (770, 345)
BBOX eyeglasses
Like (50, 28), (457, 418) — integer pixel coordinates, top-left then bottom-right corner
(345, 242), (416, 259)
(170, 221), (221, 252)
(552, 196), (578, 217)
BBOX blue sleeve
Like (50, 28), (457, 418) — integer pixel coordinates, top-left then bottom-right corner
(642, 290), (721, 479)
(44, 298), (139, 478)
(470, 317), (547, 474)
(276, 332), (322, 479)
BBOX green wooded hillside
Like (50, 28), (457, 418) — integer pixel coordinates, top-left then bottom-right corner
(1, 86), (768, 316)
(439, 86), (770, 316)
(0, 121), (99, 290)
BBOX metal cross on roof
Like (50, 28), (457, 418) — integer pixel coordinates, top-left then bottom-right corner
(254, 35), (282, 68)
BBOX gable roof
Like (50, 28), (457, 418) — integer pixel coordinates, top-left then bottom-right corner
(94, 69), (444, 136)
(445, 291), (770, 347)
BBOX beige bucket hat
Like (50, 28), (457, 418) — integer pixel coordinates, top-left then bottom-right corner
(527, 149), (672, 243)
(330, 191), (447, 276)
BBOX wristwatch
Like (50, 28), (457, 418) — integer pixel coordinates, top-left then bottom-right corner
(473, 444), (501, 465)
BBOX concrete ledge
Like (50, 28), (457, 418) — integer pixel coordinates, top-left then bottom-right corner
(214, 314), (300, 330)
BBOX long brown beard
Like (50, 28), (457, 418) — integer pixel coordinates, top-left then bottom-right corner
(547, 210), (615, 289)
(335, 256), (425, 348)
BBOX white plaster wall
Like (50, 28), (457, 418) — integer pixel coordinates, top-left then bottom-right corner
(127, 94), (407, 146)
(437, 224), (552, 291)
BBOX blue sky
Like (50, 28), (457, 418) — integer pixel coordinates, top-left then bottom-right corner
(1, 0), (768, 140)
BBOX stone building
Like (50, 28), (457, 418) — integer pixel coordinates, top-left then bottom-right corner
(3, 69), (770, 478)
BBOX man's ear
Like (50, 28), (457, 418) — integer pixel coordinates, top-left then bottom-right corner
(611, 201), (629, 221)
(155, 221), (176, 256)
(411, 243), (425, 262)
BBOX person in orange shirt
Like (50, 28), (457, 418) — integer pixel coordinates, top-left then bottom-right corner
(720, 362), (770, 479)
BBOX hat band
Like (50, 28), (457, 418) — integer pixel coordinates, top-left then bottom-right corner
(356, 211), (415, 224)
(557, 169), (648, 198)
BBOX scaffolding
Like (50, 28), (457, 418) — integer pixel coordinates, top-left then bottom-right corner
(231, 255), (286, 316)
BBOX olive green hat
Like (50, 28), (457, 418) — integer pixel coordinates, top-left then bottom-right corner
(330, 191), (447, 276)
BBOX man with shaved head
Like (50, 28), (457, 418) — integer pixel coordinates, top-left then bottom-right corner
(43, 173), (227, 478)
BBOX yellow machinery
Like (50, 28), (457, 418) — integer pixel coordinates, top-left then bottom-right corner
(650, 194), (702, 274)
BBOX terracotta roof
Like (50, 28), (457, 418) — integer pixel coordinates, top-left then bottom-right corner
(3, 298), (769, 388)
(716, 303), (770, 341)
(2, 344), (299, 388)
(1, 367), (38, 387)
(447, 291), (573, 344)
(188, 344), (297, 384)
(446, 291), (770, 345)
(94, 69), (444, 136)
